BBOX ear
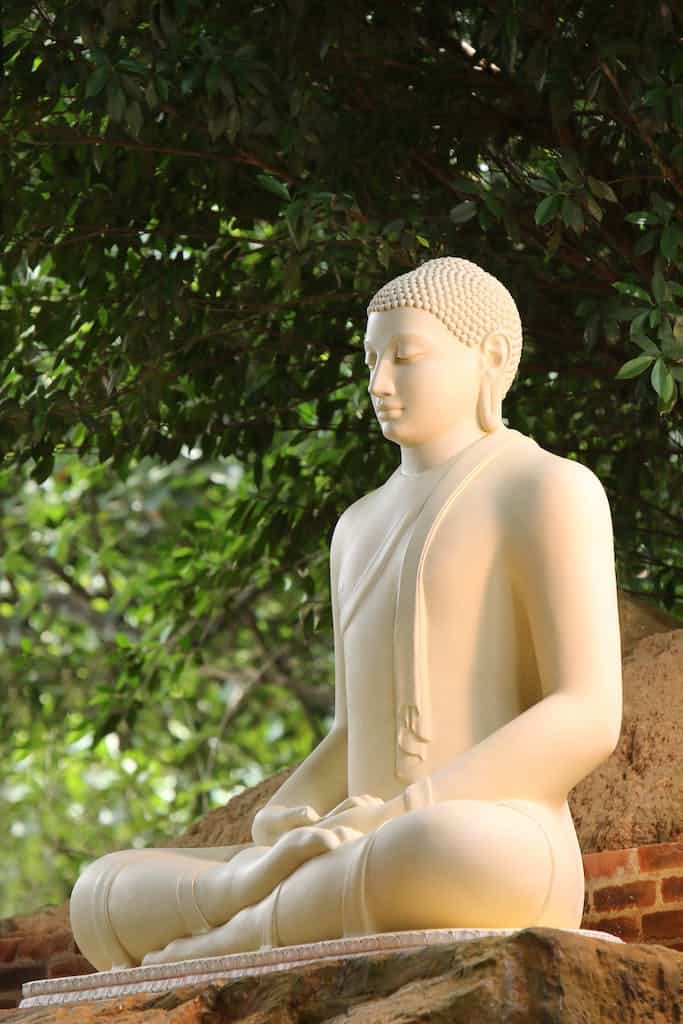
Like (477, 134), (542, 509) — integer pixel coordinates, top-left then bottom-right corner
(476, 331), (510, 433)
(480, 331), (512, 375)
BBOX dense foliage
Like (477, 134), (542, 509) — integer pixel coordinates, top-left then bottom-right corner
(1, 1), (682, 913)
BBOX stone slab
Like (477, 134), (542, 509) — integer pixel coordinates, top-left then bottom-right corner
(20, 927), (620, 1007)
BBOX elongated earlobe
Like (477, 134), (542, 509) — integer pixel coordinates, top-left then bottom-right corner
(477, 372), (504, 432)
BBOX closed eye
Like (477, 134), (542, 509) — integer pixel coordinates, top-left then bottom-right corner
(395, 353), (423, 363)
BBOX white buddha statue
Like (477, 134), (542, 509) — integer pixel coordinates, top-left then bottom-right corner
(70, 257), (622, 970)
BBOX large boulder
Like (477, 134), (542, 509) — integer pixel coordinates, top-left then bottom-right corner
(569, 629), (683, 852)
(4, 930), (682, 1023)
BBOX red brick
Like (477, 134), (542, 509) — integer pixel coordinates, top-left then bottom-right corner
(0, 961), (48, 987)
(661, 875), (683, 903)
(15, 935), (51, 961)
(47, 953), (96, 979)
(637, 841), (683, 873)
(593, 880), (656, 913)
(582, 848), (636, 881)
(0, 940), (18, 964)
(590, 915), (641, 942)
(642, 909), (683, 940)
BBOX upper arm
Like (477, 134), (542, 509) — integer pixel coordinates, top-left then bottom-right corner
(509, 457), (622, 740)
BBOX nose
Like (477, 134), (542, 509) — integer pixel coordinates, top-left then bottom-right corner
(368, 355), (395, 397)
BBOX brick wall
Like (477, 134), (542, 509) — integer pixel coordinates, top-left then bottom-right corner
(0, 905), (94, 1010)
(583, 840), (683, 950)
(1, 840), (682, 1010)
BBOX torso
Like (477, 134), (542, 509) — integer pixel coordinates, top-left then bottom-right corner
(336, 430), (544, 800)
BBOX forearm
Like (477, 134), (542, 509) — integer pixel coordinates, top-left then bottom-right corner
(406, 691), (621, 810)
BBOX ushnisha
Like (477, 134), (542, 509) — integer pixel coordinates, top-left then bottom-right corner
(71, 257), (622, 968)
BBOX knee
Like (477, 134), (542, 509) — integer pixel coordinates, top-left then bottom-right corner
(70, 851), (142, 970)
(365, 802), (553, 931)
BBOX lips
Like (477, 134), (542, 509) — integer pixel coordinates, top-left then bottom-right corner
(376, 404), (403, 420)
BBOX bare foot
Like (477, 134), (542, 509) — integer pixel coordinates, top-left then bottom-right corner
(143, 899), (265, 964)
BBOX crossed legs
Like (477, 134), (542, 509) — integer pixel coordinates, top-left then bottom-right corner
(140, 799), (581, 966)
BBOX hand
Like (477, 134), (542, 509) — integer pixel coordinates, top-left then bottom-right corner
(317, 793), (399, 836)
(251, 803), (321, 846)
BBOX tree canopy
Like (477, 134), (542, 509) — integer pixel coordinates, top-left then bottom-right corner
(1, 1), (682, 914)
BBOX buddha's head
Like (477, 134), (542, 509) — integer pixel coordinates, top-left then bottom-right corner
(365, 257), (522, 442)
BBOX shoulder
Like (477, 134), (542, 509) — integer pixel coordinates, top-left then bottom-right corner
(330, 472), (397, 552)
(500, 437), (612, 547)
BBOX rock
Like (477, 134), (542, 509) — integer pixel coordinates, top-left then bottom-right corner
(617, 591), (680, 655)
(3, 929), (682, 1023)
(570, 630), (683, 852)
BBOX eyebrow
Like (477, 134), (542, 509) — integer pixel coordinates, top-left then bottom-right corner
(364, 332), (427, 350)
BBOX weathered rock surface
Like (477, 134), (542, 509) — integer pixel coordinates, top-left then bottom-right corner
(570, 629), (683, 852)
(617, 591), (680, 654)
(2, 930), (682, 1023)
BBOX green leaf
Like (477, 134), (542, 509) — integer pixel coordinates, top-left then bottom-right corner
(86, 67), (109, 99)
(651, 193), (673, 222)
(117, 58), (147, 76)
(616, 355), (655, 379)
(107, 84), (126, 122)
(585, 196), (603, 222)
(631, 335), (660, 355)
(528, 178), (554, 194)
(655, 362), (677, 411)
(652, 268), (667, 304)
(561, 197), (584, 233)
(449, 200), (477, 224)
(125, 101), (143, 138)
(629, 309), (653, 336)
(633, 229), (656, 256)
(614, 282), (651, 303)
(671, 366), (683, 383)
(145, 80), (159, 109)
(559, 154), (582, 184)
(660, 223), (681, 261)
(587, 176), (617, 203)
(650, 357), (674, 399)
(256, 174), (291, 201)
(534, 194), (561, 226)
(625, 210), (659, 225)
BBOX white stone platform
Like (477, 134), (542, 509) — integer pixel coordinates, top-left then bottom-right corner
(21, 928), (622, 1007)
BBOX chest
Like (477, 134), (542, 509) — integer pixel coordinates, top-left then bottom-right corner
(339, 480), (501, 614)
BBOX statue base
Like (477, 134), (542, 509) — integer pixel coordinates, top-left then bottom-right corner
(21, 928), (621, 1007)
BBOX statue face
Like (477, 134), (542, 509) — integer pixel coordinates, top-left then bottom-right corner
(364, 307), (483, 447)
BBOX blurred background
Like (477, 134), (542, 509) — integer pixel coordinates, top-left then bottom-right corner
(1, 0), (681, 915)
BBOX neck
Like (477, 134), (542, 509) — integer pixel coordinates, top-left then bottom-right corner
(400, 421), (497, 476)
